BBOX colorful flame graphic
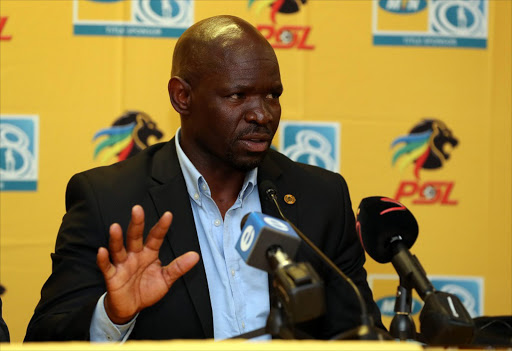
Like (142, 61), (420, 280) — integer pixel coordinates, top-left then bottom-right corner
(92, 122), (136, 164)
(248, 0), (287, 23)
(391, 130), (432, 179)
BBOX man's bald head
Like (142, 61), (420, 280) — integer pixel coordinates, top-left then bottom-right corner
(171, 15), (276, 85)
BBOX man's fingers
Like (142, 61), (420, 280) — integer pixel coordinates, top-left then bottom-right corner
(108, 223), (128, 264)
(97, 247), (117, 280)
(163, 251), (200, 286)
(144, 211), (173, 252)
(126, 205), (145, 253)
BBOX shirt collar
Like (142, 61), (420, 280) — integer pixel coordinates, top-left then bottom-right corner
(175, 128), (258, 206)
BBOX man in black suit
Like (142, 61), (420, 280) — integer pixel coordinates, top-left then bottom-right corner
(25, 15), (383, 341)
(0, 297), (9, 342)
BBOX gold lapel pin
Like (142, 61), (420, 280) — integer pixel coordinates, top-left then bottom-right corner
(284, 194), (296, 205)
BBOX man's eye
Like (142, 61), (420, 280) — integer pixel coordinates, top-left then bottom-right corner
(266, 92), (281, 99)
(229, 93), (244, 99)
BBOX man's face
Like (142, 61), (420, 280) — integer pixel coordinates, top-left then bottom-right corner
(183, 42), (283, 172)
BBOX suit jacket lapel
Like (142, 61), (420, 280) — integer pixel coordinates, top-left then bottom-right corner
(258, 151), (299, 227)
(148, 139), (214, 338)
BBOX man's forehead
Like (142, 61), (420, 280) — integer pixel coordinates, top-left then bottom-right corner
(172, 15), (278, 83)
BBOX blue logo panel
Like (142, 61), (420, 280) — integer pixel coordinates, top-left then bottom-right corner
(279, 121), (340, 172)
(73, 0), (193, 38)
(0, 115), (39, 191)
(430, 276), (483, 317)
(373, 0), (488, 48)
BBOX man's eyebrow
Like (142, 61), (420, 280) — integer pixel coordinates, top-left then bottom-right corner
(222, 83), (282, 92)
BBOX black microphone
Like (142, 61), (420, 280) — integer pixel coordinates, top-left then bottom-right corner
(357, 196), (475, 345)
(259, 180), (391, 340)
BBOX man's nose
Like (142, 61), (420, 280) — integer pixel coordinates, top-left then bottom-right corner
(244, 98), (274, 125)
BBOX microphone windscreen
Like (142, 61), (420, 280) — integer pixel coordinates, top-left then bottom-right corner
(356, 196), (418, 263)
(259, 180), (277, 200)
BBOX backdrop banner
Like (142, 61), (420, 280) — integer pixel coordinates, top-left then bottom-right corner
(0, 0), (510, 342)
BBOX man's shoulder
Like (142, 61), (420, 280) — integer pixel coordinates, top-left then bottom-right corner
(72, 141), (172, 185)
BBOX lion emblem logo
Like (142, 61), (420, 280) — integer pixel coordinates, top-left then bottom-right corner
(391, 119), (459, 179)
(248, 0), (307, 23)
(93, 111), (164, 164)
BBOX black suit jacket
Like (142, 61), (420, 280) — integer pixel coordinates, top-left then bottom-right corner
(25, 139), (383, 341)
(0, 298), (9, 342)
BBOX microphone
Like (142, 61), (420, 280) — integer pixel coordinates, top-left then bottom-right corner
(259, 180), (391, 340)
(236, 212), (325, 326)
(357, 196), (475, 345)
(237, 212), (301, 272)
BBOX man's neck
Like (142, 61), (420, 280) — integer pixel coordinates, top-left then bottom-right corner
(199, 167), (247, 219)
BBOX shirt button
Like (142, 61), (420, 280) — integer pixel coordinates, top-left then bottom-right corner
(106, 335), (112, 341)
(241, 321), (245, 329)
(214, 219), (221, 226)
(202, 184), (207, 191)
(231, 269), (235, 276)
(193, 193), (200, 200)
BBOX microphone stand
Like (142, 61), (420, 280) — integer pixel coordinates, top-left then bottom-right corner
(230, 247), (323, 340)
(263, 185), (392, 340)
(389, 278), (417, 340)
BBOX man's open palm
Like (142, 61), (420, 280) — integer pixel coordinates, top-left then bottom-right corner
(96, 205), (199, 325)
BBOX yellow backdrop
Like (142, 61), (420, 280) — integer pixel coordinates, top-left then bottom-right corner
(0, 0), (510, 342)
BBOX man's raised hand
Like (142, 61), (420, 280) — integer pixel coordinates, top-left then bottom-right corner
(96, 205), (199, 325)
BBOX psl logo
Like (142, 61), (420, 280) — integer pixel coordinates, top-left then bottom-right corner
(0, 115), (39, 191)
(373, 0), (488, 48)
(93, 111), (163, 164)
(280, 121), (339, 173)
(73, 0), (193, 38)
(391, 119), (459, 205)
(249, 0), (314, 50)
(0, 16), (12, 41)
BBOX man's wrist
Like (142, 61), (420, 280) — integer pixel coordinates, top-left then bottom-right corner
(90, 293), (137, 342)
(104, 294), (137, 325)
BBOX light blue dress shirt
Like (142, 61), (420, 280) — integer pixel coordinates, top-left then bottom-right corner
(90, 131), (270, 341)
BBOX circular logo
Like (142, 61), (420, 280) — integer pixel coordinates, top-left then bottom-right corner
(283, 130), (336, 172)
(279, 30), (294, 45)
(240, 225), (255, 252)
(422, 185), (437, 200)
(263, 217), (289, 231)
(135, 0), (190, 25)
(432, 1), (484, 36)
(0, 123), (35, 179)
(440, 284), (477, 317)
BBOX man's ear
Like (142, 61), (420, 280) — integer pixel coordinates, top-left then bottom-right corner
(168, 77), (191, 115)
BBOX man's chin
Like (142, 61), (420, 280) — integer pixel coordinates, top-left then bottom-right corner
(229, 151), (268, 172)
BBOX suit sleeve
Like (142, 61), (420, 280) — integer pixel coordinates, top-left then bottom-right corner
(25, 173), (109, 341)
(0, 298), (10, 342)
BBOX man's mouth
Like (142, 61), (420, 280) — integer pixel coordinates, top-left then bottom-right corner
(239, 137), (270, 153)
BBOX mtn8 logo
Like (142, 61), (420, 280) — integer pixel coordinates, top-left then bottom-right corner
(133, 0), (191, 25)
(431, 0), (486, 36)
(89, 0), (192, 25)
